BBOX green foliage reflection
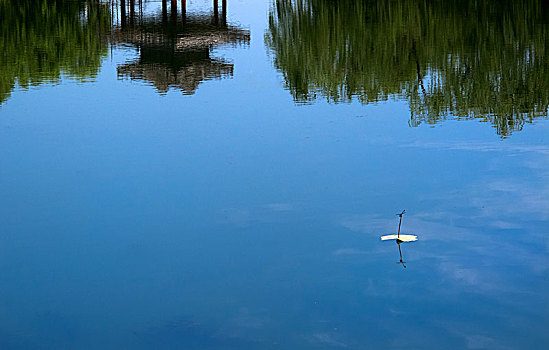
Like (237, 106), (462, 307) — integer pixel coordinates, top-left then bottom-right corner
(0, 0), (111, 104)
(266, 0), (549, 136)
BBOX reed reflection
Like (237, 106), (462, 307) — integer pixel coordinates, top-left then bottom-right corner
(266, 0), (549, 137)
(113, 0), (249, 95)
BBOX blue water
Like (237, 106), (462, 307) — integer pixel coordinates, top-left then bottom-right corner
(0, 1), (548, 349)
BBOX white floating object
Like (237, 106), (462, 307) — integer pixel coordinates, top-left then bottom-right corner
(380, 234), (418, 242)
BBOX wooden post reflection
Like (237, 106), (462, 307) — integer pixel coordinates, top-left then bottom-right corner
(213, 0), (219, 26)
(129, 0), (135, 25)
(171, 0), (177, 24)
(139, 0), (143, 25)
(221, 0), (227, 26)
(120, 0), (127, 27)
(162, 0), (168, 23)
(181, 0), (187, 25)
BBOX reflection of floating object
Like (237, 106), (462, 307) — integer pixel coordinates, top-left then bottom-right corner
(380, 234), (418, 242)
(381, 210), (417, 268)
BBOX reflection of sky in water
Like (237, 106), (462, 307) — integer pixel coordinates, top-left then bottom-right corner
(0, 0), (548, 349)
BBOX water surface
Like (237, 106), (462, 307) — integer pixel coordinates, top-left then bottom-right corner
(0, 0), (548, 349)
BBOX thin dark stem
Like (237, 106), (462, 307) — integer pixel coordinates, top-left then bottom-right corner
(397, 214), (402, 238)
(396, 209), (405, 238)
(397, 243), (406, 268)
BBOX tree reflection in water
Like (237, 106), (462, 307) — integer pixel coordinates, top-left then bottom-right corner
(0, 0), (111, 104)
(266, 0), (549, 137)
(0, 0), (250, 103)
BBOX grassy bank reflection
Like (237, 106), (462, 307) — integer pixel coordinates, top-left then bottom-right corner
(266, 0), (548, 136)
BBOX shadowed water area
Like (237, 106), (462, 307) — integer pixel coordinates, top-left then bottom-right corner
(0, 0), (548, 349)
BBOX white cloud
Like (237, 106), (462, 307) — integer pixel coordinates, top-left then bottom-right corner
(332, 248), (368, 256)
(264, 203), (294, 211)
(307, 332), (348, 348)
(466, 335), (501, 350)
(406, 140), (549, 155)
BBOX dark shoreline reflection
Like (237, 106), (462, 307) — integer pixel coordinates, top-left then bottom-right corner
(0, 0), (111, 105)
(112, 0), (250, 95)
(266, 0), (549, 137)
(0, 0), (250, 104)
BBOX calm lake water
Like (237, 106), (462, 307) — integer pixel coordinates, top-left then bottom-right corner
(1, 0), (548, 349)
